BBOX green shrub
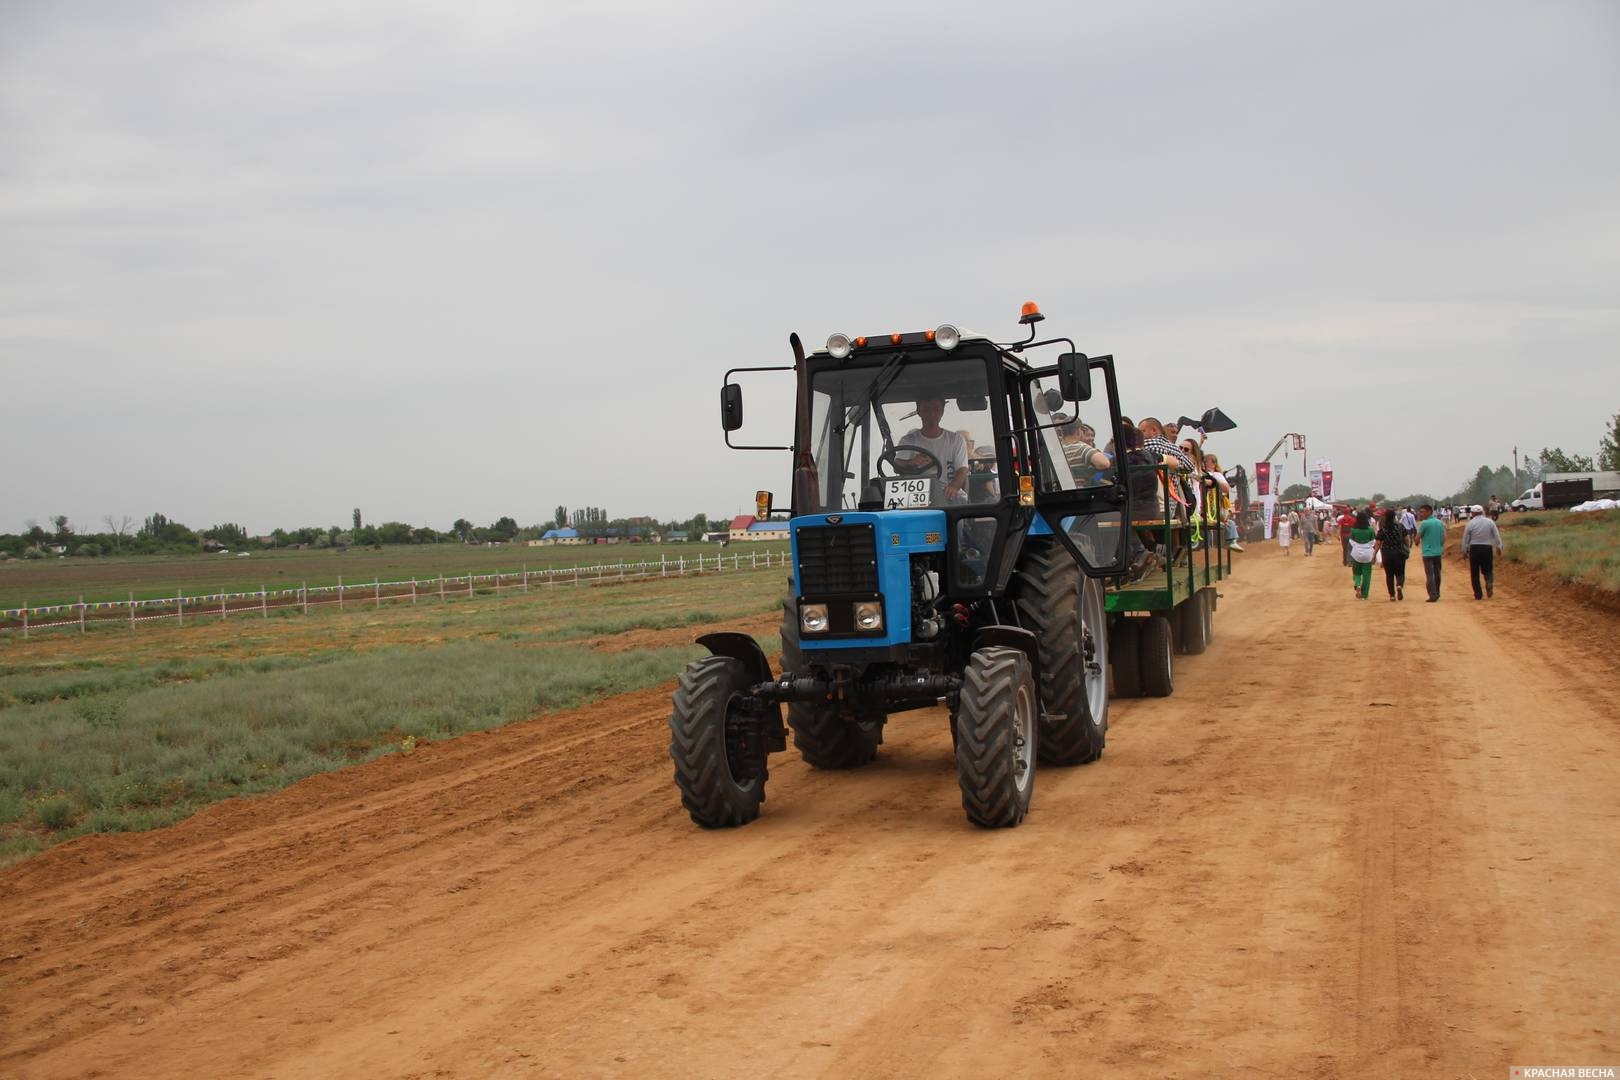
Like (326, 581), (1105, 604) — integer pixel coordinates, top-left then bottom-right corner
(35, 796), (74, 829)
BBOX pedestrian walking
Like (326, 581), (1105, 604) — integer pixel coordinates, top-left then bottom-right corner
(1374, 506), (1409, 601)
(1347, 509), (1377, 599)
(1416, 503), (1446, 601)
(1301, 507), (1318, 556)
(1277, 510), (1293, 554)
(1461, 511), (1505, 599)
(1337, 506), (1356, 566)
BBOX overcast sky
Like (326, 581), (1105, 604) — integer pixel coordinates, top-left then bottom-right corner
(3, 0), (1617, 533)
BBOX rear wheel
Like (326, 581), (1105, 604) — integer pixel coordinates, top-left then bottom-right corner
(1140, 615), (1175, 698)
(1009, 541), (1107, 765)
(779, 594), (882, 768)
(1110, 619), (1142, 699)
(669, 657), (767, 828)
(954, 647), (1037, 828)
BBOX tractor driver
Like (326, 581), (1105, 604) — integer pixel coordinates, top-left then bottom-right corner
(896, 398), (970, 504)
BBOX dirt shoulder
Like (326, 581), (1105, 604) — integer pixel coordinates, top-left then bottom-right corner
(2, 546), (1616, 1077)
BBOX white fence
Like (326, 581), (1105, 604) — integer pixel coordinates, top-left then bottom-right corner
(0, 550), (790, 638)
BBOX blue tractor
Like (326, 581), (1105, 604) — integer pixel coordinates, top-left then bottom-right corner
(669, 303), (1134, 828)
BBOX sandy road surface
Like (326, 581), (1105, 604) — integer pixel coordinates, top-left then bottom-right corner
(3, 545), (1617, 1078)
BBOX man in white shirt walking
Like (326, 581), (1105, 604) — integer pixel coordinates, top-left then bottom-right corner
(1460, 512), (1505, 600)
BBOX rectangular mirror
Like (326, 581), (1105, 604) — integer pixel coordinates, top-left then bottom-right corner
(721, 383), (744, 431)
(1058, 352), (1092, 402)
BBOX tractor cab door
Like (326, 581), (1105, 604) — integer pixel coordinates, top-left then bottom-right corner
(1023, 354), (1132, 579)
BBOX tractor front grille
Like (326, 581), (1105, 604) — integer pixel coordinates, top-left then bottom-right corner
(797, 524), (879, 595)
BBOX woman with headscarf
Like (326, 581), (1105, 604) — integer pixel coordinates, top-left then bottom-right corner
(1347, 508), (1377, 599)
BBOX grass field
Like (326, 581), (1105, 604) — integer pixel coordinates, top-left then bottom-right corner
(0, 540), (789, 609)
(1498, 509), (1620, 592)
(0, 569), (785, 864)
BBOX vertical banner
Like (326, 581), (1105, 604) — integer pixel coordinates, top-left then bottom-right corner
(1262, 495), (1277, 539)
(1321, 463), (1334, 499)
(1310, 469), (1324, 497)
(1255, 461), (1272, 496)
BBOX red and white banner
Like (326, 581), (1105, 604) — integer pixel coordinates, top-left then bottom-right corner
(1310, 469), (1324, 497)
(1255, 461), (1273, 496)
(1321, 469), (1334, 499)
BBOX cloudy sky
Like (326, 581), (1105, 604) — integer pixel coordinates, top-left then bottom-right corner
(3, 0), (1617, 533)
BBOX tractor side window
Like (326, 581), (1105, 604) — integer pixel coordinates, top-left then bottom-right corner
(1031, 376), (1118, 494)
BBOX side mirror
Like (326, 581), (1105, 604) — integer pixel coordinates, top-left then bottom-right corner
(1058, 353), (1092, 402)
(720, 383), (744, 431)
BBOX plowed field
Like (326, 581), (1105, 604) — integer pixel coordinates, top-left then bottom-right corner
(3, 545), (1617, 1077)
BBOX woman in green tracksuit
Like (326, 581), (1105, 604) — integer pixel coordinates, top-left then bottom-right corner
(1348, 509), (1377, 599)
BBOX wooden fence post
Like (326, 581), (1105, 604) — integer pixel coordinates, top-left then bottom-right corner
(467, 572), (473, 598)
(339, 575), (345, 610)
(129, 591), (136, 628)
(262, 586), (268, 619)
(220, 590), (227, 620)
(439, 573), (445, 601)
(177, 589), (183, 627)
(412, 579), (418, 604)
(523, 565), (529, 593)
(21, 600), (27, 640)
(374, 577), (380, 609)
(79, 595), (86, 633)
(302, 582), (309, 615)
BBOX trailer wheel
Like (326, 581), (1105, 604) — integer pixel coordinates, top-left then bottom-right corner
(780, 595), (881, 769)
(1110, 619), (1143, 699)
(1201, 589), (1216, 644)
(955, 647), (1037, 828)
(669, 657), (766, 828)
(1139, 615), (1175, 697)
(1009, 541), (1107, 766)
(1179, 595), (1208, 656)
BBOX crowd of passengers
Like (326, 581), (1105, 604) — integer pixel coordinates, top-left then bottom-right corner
(1051, 414), (1239, 583)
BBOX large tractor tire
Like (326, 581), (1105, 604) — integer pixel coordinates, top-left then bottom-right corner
(779, 594), (882, 769)
(1110, 619), (1142, 699)
(1009, 541), (1107, 766)
(954, 647), (1038, 828)
(1139, 615), (1175, 698)
(669, 656), (766, 828)
(1178, 594), (1208, 655)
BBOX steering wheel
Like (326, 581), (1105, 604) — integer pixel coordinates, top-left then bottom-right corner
(877, 445), (944, 480)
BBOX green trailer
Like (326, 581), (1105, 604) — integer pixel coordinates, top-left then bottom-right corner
(1107, 475), (1233, 698)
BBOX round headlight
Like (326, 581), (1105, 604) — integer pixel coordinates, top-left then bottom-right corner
(934, 324), (961, 351)
(800, 603), (829, 633)
(853, 601), (883, 631)
(826, 333), (852, 360)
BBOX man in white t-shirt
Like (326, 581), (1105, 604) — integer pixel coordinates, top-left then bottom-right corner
(897, 399), (969, 503)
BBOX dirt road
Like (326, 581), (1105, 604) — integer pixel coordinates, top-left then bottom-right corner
(3, 545), (1617, 1078)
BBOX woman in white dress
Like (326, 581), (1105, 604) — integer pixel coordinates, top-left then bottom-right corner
(1277, 509), (1294, 555)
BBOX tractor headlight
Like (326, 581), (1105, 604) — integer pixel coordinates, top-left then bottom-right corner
(826, 333), (852, 360)
(800, 603), (830, 633)
(853, 601), (883, 631)
(934, 324), (961, 351)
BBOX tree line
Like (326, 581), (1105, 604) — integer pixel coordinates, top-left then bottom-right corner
(1279, 413), (1620, 509)
(1, 506), (730, 560)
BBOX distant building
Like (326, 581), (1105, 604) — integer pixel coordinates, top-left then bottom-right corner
(530, 528), (584, 546)
(728, 515), (755, 542)
(743, 520), (789, 541)
(665, 531), (690, 543)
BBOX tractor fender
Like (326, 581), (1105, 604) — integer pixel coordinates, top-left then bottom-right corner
(972, 626), (1042, 688)
(696, 632), (775, 687)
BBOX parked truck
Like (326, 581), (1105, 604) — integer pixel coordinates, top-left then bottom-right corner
(1510, 472), (1620, 511)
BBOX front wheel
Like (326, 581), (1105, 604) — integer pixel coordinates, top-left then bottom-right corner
(954, 647), (1037, 828)
(669, 657), (767, 828)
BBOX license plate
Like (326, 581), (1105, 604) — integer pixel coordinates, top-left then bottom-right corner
(884, 478), (931, 508)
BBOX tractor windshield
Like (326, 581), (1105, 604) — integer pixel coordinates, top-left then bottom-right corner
(808, 353), (999, 511)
